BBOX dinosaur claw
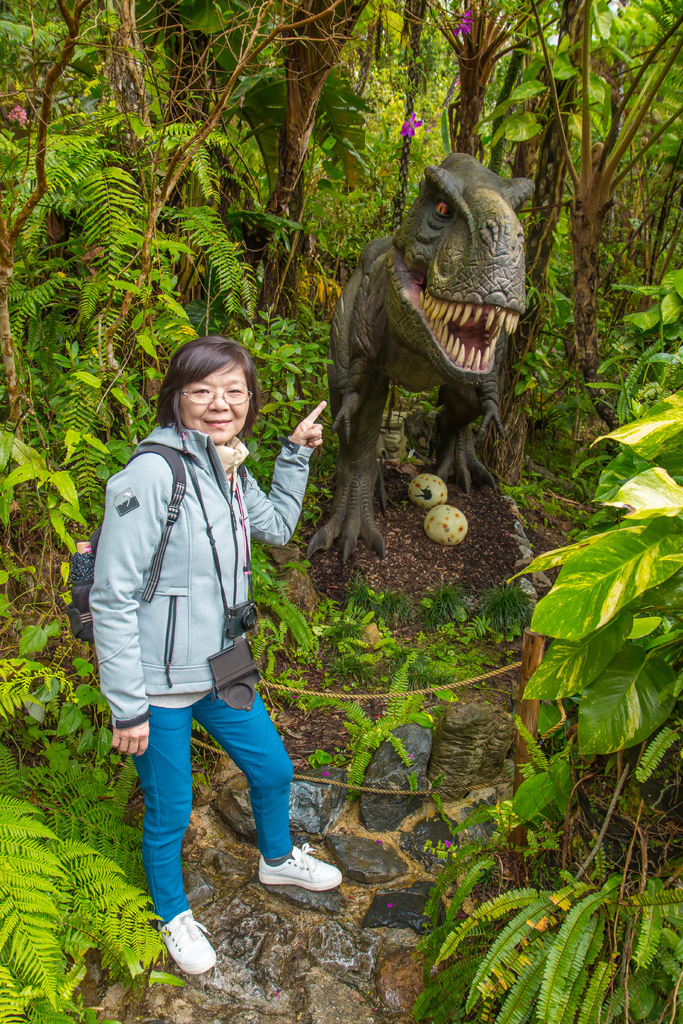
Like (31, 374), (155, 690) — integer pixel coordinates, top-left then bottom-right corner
(306, 528), (332, 558)
(366, 530), (386, 559)
(341, 534), (358, 564)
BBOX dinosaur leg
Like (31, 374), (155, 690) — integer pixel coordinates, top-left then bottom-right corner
(307, 375), (390, 562)
(434, 388), (496, 493)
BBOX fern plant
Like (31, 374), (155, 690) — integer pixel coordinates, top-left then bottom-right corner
(0, 787), (162, 1024)
(415, 859), (683, 1024)
(299, 652), (430, 789)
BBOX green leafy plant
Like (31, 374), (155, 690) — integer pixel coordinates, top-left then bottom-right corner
(344, 574), (413, 628)
(478, 582), (534, 636)
(415, 848), (683, 1024)
(523, 392), (683, 754)
(420, 581), (469, 628)
(299, 652), (432, 789)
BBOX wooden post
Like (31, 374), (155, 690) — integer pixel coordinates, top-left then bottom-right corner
(511, 628), (545, 848)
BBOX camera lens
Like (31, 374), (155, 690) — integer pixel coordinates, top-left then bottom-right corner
(244, 604), (258, 629)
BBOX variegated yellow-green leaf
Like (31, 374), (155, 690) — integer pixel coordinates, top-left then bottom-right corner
(525, 612), (633, 699)
(514, 526), (644, 577)
(578, 647), (674, 755)
(598, 393), (683, 460)
(531, 517), (683, 640)
(637, 566), (683, 612)
(627, 617), (662, 639)
(607, 467), (683, 519)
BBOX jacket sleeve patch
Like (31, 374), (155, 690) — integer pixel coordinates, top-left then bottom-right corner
(114, 487), (140, 516)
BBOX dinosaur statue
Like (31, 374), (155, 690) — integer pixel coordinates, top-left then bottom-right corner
(307, 153), (534, 562)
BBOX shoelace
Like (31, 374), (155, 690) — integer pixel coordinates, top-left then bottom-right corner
(165, 911), (210, 948)
(291, 843), (319, 877)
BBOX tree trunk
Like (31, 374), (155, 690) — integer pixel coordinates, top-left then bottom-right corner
(392, 0), (427, 229)
(256, 1), (369, 307)
(354, 16), (377, 96)
(483, 0), (584, 482)
(0, 255), (21, 431)
(107, 0), (150, 124)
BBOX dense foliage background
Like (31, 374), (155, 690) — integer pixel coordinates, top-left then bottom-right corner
(3, 0), (683, 1021)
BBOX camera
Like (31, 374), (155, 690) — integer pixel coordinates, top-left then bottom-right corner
(224, 601), (258, 638)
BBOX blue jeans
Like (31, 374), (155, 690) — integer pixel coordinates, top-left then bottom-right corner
(132, 692), (293, 922)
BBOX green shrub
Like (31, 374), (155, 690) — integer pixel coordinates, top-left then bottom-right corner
(345, 574), (413, 627)
(478, 582), (533, 634)
(420, 582), (469, 628)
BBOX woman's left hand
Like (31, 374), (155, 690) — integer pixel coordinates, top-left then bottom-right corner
(289, 400), (327, 449)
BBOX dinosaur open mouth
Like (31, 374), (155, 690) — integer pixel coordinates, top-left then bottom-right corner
(418, 292), (517, 373)
(388, 249), (519, 374)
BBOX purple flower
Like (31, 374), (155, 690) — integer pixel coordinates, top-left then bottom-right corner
(453, 10), (473, 38)
(322, 771), (329, 776)
(376, 839), (383, 845)
(387, 903), (394, 908)
(445, 840), (452, 848)
(400, 112), (423, 138)
(7, 105), (27, 126)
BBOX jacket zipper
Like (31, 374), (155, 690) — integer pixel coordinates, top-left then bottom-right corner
(164, 595), (178, 687)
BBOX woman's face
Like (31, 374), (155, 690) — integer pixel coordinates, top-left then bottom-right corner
(178, 363), (250, 446)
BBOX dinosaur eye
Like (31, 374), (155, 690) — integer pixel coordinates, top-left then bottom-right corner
(435, 201), (450, 216)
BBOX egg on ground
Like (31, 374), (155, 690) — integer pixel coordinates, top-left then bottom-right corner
(408, 473), (448, 509)
(424, 505), (468, 546)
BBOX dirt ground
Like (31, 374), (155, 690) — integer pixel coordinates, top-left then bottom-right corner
(266, 466), (579, 773)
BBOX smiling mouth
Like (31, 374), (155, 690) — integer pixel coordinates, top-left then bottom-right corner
(389, 251), (519, 374)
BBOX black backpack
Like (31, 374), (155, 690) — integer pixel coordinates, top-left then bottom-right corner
(67, 444), (187, 643)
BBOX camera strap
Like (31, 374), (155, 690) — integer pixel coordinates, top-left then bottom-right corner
(185, 458), (232, 630)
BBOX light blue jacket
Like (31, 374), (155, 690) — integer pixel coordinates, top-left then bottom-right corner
(91, 425), (312, 727)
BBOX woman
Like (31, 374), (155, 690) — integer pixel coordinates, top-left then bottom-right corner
(91, 335), (342, 977)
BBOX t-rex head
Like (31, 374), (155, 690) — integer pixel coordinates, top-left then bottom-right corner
(386, 154), (534, 383)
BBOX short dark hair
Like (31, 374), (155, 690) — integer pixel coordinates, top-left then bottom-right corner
(157, 336), (260, 433)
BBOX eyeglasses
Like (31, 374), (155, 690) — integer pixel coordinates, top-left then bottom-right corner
(182, 388), (252, 407)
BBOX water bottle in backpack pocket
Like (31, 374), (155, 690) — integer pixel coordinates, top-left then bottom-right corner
(66, 535), (100, 643)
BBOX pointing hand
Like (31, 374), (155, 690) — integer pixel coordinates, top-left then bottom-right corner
(289, 401), (327, 449)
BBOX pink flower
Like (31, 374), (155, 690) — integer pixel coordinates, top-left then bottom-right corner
(453, 10), (473, 38)
(387, 903), (394, 908)
(400, 112), (423, 138)
(322, 771), (329, 776)
(7, 105), (27, 126)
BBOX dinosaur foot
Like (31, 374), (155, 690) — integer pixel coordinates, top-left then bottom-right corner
(435, 427), (496, 494)
(307, 469), (386, 563)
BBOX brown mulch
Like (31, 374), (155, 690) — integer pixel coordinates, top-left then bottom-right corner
(308, 466), (527, 601)
(276, 467), (580, 771)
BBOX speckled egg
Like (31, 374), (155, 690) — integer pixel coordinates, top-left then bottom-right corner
(408, 473), (449, 509)
(424, 505), (469, 546)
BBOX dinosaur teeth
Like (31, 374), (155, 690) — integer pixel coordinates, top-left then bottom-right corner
(460, 303), (472, 326)
(465, 346), (475, 371)
(444, 303), (455, 325)
(485, 307), (495, 330)
(419, 291), (424, 309)
(505, 310), (516, 332)
(452, 338), (461, 362)
(455, 343), (465, 367)
(473, 350), (482, 373)
(445, 334), (456, 355)
(451, 302), (462, 324)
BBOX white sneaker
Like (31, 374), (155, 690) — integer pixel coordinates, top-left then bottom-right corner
(259, 843), (343, 891)
(160, 909), (217, 975)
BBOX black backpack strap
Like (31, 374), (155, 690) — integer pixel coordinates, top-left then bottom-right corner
(238, 463), (247, 488)
(128, 444), (187, 604)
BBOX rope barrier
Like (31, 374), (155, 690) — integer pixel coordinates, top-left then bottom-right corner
(190, 661), (519, 796)
(190, 738), (437, 795)
(261, 660), (521, 701)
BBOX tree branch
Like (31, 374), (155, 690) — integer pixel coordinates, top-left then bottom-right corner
(529, 0), (579, 190)
(7, 0), (91, 248)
